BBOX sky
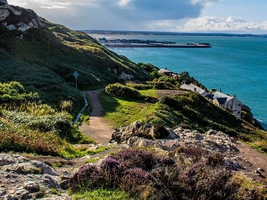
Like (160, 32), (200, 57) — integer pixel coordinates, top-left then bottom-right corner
(7, 0), (267, 34)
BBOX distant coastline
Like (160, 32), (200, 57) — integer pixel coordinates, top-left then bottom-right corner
(84, 30), (267, 38)
(98, 38), (211, 48)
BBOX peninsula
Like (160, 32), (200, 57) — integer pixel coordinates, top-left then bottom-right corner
(98, 38), (211, 48)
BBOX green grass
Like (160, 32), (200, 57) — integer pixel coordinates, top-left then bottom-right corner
(99, 91), (156, 128)
(100, 86), (267, 153)
(73, 188), (135, 200)
(139, 89), (158, 98)
(83, 157), (103, 164)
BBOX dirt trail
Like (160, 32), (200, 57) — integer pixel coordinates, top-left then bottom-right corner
(78, 88), (114, 144)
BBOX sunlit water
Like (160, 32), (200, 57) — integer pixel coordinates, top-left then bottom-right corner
(90, 34), (267, 129)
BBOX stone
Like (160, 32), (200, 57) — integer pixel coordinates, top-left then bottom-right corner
(60, 177), (70, 190)
(205, 129), (217, 135)
(0, 8), (9, 20)
(10, 188), (30, 200)
(41, 175), (61, 190)
(31, 160), (58, 176)
(2, 163), (42, 174)
(0, 154), (16, 166)
(23, 181), (40, 192)
(167, 128), (180, 139)
(0, 0), (7, 5)
(0, 187), (7, 197)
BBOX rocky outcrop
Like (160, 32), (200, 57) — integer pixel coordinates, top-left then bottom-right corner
(111, 121), (238, 153)
(111, 121), (247, 171)
(0, 0), (7, 6)
(0, 154), (72, 199)
(0, 0), (43, 32)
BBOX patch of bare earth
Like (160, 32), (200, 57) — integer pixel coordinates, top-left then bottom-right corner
(79, 88), (114, 144)
(236, 142), (267, 182)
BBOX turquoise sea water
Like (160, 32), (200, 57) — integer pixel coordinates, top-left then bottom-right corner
(91, 34), (267, 128)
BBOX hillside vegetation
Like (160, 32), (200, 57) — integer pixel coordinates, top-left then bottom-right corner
(101, 81), (267, 154)
(0, 17), (149, 105)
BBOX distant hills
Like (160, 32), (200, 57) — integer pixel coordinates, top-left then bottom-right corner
(0, 2), (150, 104)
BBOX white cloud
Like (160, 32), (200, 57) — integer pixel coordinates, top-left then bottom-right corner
(191, 0), (222, 6)
(118, 0), (132, 7)
(179, 16), (267, 33)
(7, 0), (267, 33)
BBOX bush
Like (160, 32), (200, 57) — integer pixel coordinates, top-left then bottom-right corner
(105, 83), (143, 100)
(112, 148), (158, 171)
(70, 148), (267, 200)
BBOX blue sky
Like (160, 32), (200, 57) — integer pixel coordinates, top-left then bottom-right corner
(7, 0), (267, 34)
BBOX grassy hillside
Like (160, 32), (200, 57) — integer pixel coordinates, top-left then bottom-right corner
(0, 19), (149, 104)
(100, 83), (267, 153)
(0, 4), (150, 157)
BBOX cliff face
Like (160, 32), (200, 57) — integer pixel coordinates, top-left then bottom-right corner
(0, 0), (43, 32)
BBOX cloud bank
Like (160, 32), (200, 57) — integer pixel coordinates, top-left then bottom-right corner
(181, 16), (267, 33)
(144, 15), (267, 33)
(8, 0), (205, 29)
(7, 0), (267, 33)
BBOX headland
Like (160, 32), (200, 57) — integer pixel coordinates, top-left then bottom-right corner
(98, 38), (211, 48)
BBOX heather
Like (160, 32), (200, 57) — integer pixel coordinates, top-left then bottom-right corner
(70, 148), (266, 199)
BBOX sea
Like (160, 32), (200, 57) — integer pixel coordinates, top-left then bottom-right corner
(89, 33), (267, 129)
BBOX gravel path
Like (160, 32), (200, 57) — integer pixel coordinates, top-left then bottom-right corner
(78, 88), (114, 144)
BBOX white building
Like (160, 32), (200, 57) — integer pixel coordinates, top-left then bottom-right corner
(180, 84), (242, 118)
(212, 92), (242, 118)
(180, 83), (208, 97)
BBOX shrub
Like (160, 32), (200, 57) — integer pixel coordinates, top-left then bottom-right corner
(120, 168), (151, 194)
(100, 157), (122, 188)
(70, 164), (101, 191)
(112, 148), (158, 171)
(205, 152), (225, 167)
(105, 83), (143, 100)
(70, 148), (267, 200)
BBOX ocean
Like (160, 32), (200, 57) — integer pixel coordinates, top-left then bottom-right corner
(90, 33), (267, 129)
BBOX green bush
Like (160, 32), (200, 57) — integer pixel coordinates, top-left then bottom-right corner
(105, 83), (143, 100)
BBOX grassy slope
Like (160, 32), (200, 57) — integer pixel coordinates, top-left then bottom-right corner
(0, 21), (149, 103)
(100, 89), (267, 153)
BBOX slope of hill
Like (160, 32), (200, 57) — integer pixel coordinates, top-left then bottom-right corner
(0, 1), (150, 104)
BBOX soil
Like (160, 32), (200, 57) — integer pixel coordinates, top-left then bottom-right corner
(78, 88), (114, 144)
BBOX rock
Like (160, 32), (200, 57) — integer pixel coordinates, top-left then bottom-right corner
(2, 163), (42, 174)
(127, 136), (155, 148)
(0, 0), (7, 5)
(41, 175), (61, 190)
(257, 168), (265, 172)
(166, 128), (180, 139)
(0, 8), (9, 20)
(60, 177), (70, 190)
(0, 185), (7, 197)
(0, 154), (72, 199)
(31, 160), (58, 176)
(205, 129), (217, 135)
(0, 155), (16, 166)
(9, 188), (31, 200)
(0, 3), (43, 32)
(23, 181), (40, 192)
(152, 124), (170, 139)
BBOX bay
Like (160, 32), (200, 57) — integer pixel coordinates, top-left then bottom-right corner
(90, 34), (267, 129)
